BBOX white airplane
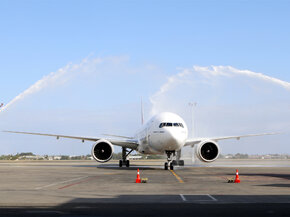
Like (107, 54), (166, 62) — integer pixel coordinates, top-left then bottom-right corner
(4, 112), (276, 170)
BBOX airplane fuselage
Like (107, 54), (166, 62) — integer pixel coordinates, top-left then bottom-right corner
(135, 112), (188, 155)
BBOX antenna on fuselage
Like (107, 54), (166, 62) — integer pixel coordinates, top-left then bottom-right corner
(141, 98), (144, 125)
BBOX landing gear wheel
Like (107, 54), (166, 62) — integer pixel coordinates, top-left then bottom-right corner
(164, 162), (168, 170)
(126, 160), (130, 167)
(119, 160), (123, 167)
(178, 160), (184, 166)
(121, 147), (133, 168)
(170, 163), (174, 170)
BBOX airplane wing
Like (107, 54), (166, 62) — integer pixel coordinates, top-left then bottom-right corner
(3, 130), (139, 150)
(184, 132), (279, 147)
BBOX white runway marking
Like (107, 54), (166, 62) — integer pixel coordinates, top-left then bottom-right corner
(207, 194), (218, 201)
(35, 176), (88, 190)
(179, 194), (218, 202)
(180, 194), (187, 202)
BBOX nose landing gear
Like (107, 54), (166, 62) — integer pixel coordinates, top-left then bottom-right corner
(164, 151), (175, 170)
(164, 150), (184, 170)
(164, 162), (168, 170)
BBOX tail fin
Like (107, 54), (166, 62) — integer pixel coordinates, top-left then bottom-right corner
(141, 98), (144, 125)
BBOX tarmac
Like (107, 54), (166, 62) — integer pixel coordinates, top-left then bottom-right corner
(0, 159), (289, 216)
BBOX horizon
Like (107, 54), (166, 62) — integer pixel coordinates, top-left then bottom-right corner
(1, 1), (290, 155)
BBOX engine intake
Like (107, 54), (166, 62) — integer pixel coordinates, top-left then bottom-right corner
(91, 139), (114, 163)
(196, 140), (220, 162)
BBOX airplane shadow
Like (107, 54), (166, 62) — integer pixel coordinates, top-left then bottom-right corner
(97, 164), (163, 170)
(258, 184), (290, 188)
(72, 164), (164, 170)
(228, 173), (290, 181)
(0, 195), (290, 217)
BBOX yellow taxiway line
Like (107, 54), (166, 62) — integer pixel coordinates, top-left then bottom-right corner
(170, 170), (184, 183)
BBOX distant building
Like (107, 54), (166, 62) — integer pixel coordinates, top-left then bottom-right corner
(19, 155), (44, 160)
(224, 155), (233, 159)
(129, 155), (142, 160)
(53, 156), (61, 160)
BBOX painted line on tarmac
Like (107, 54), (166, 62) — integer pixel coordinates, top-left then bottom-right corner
(179, 194), (218, 202)
(58, 176), (98, 190)
(35, 176), (88, 190)
(180, 194), (187, 202)
(207, 194), (218, 201)
(170, 170), (184, 183)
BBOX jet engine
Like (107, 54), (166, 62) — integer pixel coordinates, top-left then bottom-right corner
(195, 140), (220, 162)
(91, 139), (114, 163)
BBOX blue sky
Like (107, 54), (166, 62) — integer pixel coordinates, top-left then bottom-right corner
(0, 0), (290, 155)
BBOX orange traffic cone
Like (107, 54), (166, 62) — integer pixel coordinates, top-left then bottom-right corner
(234, 169), (241, 183)
(136, 169), (141, 183)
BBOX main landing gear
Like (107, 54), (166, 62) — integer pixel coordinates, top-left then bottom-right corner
(164, 150), (184, 170)
(119, 147), (133, 168)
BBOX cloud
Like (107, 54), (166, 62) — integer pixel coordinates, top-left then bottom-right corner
(150, 66), (290, 115)
(150, 65), (290, 154)
(1, 58), (289, 155)
(194, 66), (290, 90)
(150, 69), (192, 115)
(0, 55), (162, 155)
(0, 57), (88, 112)
(0, 56), (131, 113)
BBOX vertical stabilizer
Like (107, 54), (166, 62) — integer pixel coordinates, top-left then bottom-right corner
(141, 98), (144, 125)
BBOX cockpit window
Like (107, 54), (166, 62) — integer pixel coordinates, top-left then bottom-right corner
(159, 122), (184, 128)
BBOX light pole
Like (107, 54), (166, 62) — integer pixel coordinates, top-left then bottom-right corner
(188, 102), (197, 137)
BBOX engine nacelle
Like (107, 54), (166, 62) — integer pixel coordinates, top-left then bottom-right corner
(91, 139), (114, 163)
(195, 140), (220, 162)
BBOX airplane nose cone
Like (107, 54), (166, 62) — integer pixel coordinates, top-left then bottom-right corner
(164, 129), (187, 150)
